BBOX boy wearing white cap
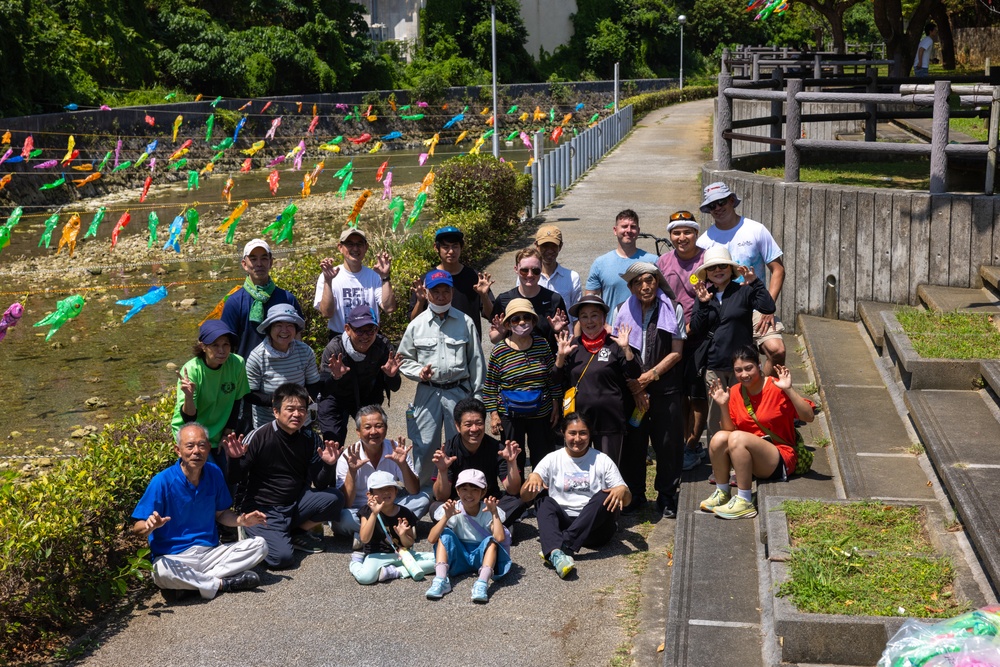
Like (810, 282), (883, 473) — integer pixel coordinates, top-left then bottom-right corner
(697, 182), (786, 376)
(315, 227), (395, 340)
(349, 470), (436, 585)
(221, 238), (303, 359)
(425, 469), (510, 603)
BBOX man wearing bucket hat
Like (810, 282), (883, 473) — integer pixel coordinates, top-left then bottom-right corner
(697, 182), (786, 377)
(409, 226), (495, 338)
(398, 269), (485, 493)
(222, 238), (304, 359)
(657, 211), (709, 471)
(245, 303), (321, 429)
(315, 227), (395, 340)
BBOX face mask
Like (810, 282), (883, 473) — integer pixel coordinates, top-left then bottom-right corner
(511, 322), (532, 336)
(427, 301), (451, 314)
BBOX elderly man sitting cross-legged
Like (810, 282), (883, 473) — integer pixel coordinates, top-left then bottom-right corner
(131, 422), (269, 601)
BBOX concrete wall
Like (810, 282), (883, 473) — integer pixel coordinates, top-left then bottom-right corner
(700, 167), (1000, 332)
(519, 0), (576, 59)
(954, 27), (1000, 68)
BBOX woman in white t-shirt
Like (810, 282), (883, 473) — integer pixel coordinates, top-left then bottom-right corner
(520, 413), (631, 579)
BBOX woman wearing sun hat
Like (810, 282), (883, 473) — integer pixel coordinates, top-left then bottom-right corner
(245, 303), (322, 429)
(688, 245), (776, 445)
(483, 298), (562, 472)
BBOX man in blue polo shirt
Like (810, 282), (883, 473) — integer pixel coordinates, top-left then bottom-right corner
(132, 423), (269, 601)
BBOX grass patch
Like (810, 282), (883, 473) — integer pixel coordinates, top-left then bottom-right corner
(757, 160), (930, 190)
(895, 309), (1000, 359)
(813, 436), (831, 448)
(801, 382), (818, 396)
(950, 117), (990, 142)
(778, 500), (964, 618)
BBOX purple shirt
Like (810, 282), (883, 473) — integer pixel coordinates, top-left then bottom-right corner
(657, 249), (705, 324)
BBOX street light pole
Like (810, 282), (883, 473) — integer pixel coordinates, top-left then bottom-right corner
(678, 15), (687, 90)
(491, 3), (499, 158)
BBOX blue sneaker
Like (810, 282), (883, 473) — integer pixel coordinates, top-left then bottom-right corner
(470, 579), (489, 603)
(549, 549), (576, 579)
(682, 447), (701, 471)
(425, 576), (452, 600)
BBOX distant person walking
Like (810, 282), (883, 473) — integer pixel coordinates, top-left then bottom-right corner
(913, 23), (938, 77)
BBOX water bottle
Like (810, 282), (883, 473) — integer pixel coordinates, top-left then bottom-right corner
(406, 403), (415, 420)
(628, 404), (646, 428)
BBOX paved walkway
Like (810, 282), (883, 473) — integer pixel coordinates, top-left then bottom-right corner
(76, 98), (715, 667)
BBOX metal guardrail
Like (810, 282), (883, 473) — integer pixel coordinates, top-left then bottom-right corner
(524, 105), (634, 216)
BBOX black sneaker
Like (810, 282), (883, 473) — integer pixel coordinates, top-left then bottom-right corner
(220, 570), (261, 593)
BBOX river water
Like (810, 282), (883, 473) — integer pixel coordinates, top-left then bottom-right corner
(0, 141), (534, 461)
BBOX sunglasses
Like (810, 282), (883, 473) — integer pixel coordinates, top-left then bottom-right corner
(507, 315), (533, 325)
(703, 264), (729, 272)
(670, 211), (695, 221)
(518, 266), (542, 276)
(706, 199), (729, 211)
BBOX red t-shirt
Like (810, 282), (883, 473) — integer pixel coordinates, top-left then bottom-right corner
(728, 378), (814, 473)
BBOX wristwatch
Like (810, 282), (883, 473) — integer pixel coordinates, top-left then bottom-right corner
(651, 368), (660, 381)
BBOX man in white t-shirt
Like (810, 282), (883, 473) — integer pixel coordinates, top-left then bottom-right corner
(314, 228), (395, 339)
(913, 23), (938, 77)
(697, 182), (786, 376)
(330, 405), (427, 539)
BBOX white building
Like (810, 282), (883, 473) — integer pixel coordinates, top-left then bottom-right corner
(357, 0), (576, 60)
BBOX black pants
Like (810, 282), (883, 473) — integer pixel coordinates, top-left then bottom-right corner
(536, 492), (618, 557)
(317, 396), (357, 446)
(622, 392), (683, 504)
(591, 432), (625, 467)
(501, 414), (557, 472)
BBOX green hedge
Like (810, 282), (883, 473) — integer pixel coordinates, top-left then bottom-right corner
(0, 398), (176, 662)
(623, 85), (716, 118)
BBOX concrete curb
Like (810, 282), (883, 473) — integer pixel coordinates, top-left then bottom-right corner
(761, 495), (985, 665)
(881, 310), (984, 390)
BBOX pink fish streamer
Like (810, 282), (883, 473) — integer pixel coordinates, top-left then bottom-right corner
(382, 170), (393, 200)
(265, 117), (282, 141)
(0, 303), (24, 342)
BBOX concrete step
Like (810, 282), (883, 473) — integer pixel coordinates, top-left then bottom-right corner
(981, 360), (1000, 397)
(904, 388), (1000, 588)
(857, 300), (908, 349)
(799, 315), (935, 500)
(981, 265), (1000, 298)
(917, 284), (1000, 314)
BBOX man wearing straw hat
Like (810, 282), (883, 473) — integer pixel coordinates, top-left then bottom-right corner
(697, 182), (786, 377)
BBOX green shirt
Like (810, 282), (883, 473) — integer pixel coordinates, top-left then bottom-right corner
(171, 354), (250, 447)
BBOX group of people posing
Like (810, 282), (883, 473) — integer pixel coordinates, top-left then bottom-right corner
(132, 181), (814, 604)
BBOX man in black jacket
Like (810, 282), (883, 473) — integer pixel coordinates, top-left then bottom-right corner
(224, 383), (344, 569)
(317, 304), (403, 445)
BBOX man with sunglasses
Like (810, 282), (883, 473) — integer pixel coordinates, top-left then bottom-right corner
(317, 305), (403, 446)
(314, 228), (396, 341)
(697, 182), (786, 376)
(657, 212), (709, 471)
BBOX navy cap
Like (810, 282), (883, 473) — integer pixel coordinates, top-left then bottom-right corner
(346, 304), (378, 328)
(424, 269), (453, 288)
(199, 319), (237, 346)
(434, 226), (464, 243)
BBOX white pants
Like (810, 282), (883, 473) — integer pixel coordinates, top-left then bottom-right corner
(151, 537), (268, 599)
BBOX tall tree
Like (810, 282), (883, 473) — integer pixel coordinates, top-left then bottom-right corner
(872, 0), (939, 76)
(792, 0), (868, 52)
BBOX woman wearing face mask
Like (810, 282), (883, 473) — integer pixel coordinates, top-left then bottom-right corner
(490, 246), (568, 353)
(700, 346), (814, 519)
(554, 295), (640, 466)
(688, 245), (776, 451)
(245, 304), (322, 429)
(483, 299), (562, 472)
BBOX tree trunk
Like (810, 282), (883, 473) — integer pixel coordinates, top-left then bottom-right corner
(931, 2), (955, 70)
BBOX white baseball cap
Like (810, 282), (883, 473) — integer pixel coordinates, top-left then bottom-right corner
(242, 238), (271, 257)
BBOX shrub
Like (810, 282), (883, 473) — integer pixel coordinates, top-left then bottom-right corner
(435, 154), (532, 237)
(0, 398), (176, 662)
(622, 85), (716, 118)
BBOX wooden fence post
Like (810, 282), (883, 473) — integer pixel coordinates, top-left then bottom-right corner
(785, 79), (803, 183)
(718, 73), (733, 170)
(930, 80), (950, 194)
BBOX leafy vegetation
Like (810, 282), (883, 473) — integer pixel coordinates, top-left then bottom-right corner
(895, 309), (1000, 359)
(0, 398), (176, 663)
(778, 500), (963, 618)
(622, 86), (716, 118)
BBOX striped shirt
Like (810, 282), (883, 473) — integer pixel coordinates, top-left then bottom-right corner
(245, 339), (321, 427)
(484, 334), (561, 417)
